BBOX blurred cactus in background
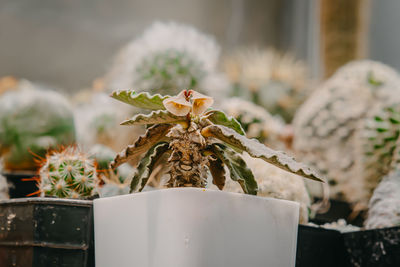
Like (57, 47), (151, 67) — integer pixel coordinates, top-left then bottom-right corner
(222, 153), (311, 224)
(38, 147), (99, 199)
(73, 92), (135, 152)
(293, 60), (400, 206)
(89, 144), (133, 197)
(104, 21), (228, 98)
(0, 80), (76, 171)
(223, 48), (311, 122)
(219, 97), (290, 149)
(365, 169), (400, 229)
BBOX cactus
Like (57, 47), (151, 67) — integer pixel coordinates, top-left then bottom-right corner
(104, 22), (228, 97)
(89, 144), (133, 197)
(73, 92), (135, 151)
(110, 89), (323, 194)
(223, 48), (311, 122)
(293, 60), (400, 202)
(365, 169), (400, 229)
(0, 80), (76, 171)
(219, 97), (289, 149)
(38, 147), (99, 199)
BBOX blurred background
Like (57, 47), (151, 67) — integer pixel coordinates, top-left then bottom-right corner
(0, 0), (387, 91)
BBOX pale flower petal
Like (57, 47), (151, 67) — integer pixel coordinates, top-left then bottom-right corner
(191, 91), (214, 115)
(163, 90), (191, 116)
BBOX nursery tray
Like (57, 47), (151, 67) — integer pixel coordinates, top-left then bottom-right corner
(342, 226), (400, 267)
(296, 225), (345, 267)
(0, 198), (94, 267)
(3, 172), (38, 198)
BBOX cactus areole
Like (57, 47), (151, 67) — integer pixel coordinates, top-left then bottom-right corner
(110, 89), (323, 194)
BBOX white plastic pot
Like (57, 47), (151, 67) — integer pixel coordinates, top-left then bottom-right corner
(94, 188), (299, 267)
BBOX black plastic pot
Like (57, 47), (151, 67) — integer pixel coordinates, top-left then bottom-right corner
(296, 225), (345, 267)
(0, 198), (94, 267)
(3, 172), (38, 198)
(342, 226), (400, 267)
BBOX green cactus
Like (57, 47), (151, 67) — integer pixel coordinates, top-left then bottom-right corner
(110, 89), (322, 194)
(38, 147), (99, 199)
(293, 60), (400, 203)
(0, 80), (76, 171)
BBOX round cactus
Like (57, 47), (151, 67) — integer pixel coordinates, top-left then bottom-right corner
(293, 60), (400, 202)
(219, 97), (288, 149)
(39, 147), (99, 199)
(223, 48), (311, 122)
(365, 169), (400, 229)
(104, 21), (228, 97)
(0, 80), (76, 171)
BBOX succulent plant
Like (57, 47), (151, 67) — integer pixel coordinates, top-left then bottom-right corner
(222, 153), (311, 223)
(89, 144), (134, 197)
(293, 60), (400, 202)
(219, 97), (289, 149)
(110, 89), (322, 194)
(104, 22), (228, 97)
(0, 80), (76, 171)
(223, 48), (311, 122)
(38, 147), (99, 199)
(365, 169), (400, 229)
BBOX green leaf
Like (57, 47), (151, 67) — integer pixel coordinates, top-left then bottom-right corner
(207, 154), (226, 190)
(130, 142), (170, 193)
(211, 144), (257, 195)
(121, 110), (186, 126)
(203, 110), (245, 135)
(111, 90), (169, 110)
(202, 124), (323, 182)
(111, 124), (172, 169)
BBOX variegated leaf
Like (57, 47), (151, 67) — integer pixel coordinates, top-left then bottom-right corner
(121, 110), (186, 126)
(111, 124), (172, 169)
(202, 124), (323, 182)
(130, 142), (170, 193)
(207, 154), (226, 190)
(211, 143), (257, 195)
(203, 109), (245, 135)
(111, 90), (169, 110)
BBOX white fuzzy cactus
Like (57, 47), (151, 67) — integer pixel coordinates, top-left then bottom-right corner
(223, 48), (311, 122)
(293, 60), (400, 203)
(39, 147), (99, 199)
(104, 22), (228, 97)
(222, 153), (311, 224)
(365, 170), (400, 229)
(219, 97), (288, 149)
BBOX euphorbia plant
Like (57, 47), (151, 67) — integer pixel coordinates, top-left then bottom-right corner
(110, 89), (323, 194)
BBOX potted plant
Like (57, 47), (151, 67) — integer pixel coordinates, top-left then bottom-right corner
(94, 89), (322, 267)
(0, 147), (98, 267)
(0, 80), (76, 198)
